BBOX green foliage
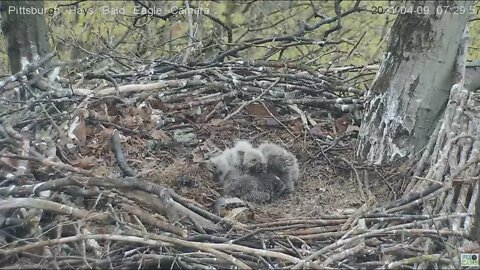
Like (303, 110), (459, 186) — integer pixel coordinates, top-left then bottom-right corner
(0, 0), (478, 74)
(470, 19), (480, 60)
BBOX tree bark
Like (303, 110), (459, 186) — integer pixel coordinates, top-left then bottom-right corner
(1, 0), (50, 73)
(356, 1), (471, 164)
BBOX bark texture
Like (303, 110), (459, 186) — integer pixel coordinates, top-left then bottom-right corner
(356, 1), (471, 164)
(1, 0), (50, 73)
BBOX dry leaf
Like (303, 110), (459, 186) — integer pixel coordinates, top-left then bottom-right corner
(309, 124), (328, 138)
(150, 129), (170, 141)
(72, 117), (87, 145)
(122, 115), (143, 129)
(91, 166), (110, 177)
(245, 102), (278, 117)
(0, 156), (18, 169)
(334, 113), (354, 134)
(71, 156), (96, 169)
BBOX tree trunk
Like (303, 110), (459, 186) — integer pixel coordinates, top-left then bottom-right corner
(356, 1), (471, 164)
(1, 0), (50, 74)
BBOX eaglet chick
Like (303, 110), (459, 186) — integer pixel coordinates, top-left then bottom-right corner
(206, 154), (231, 183)
(206, 140), (258, 182)
(223, 170), (286, 203)
(238, 145), (267, 174)
(258, 142), (299, 193)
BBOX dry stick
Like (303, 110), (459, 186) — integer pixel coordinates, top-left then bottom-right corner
(259, 101), (296, 137)
(79, 176), (221, 231)
(291, 214), (469, 269)
(202, 101), (223, 123)
(341, 196), (375, 231)
(162, 241), (302, 265)
(0, 154), (94, 177)
(409, 118), (443, 189)
(422, 206), (459, 269)
(0, 50), (57, 90)
(0, 232), (300, 266)
(288, 104), (310, 131)
(168, 90), (240, 110)
(232, 227), (275, 244)
(320, 242), (365, 268)
(0, 198), (113, 223)
(120, 203), (187, 237)
(378, 182), (441, 212)
(386, 183), (451, 213)
(246, 218), (346, 229)
(346, 31), (366, 60)
(43, 175), (220, 232)
(0, 177), (71, 196)
(363, 169), (375, 199)
(465, 177), (479, 234)
(159, 189), (220, 232)
(379, 135), (473, 212)
(285, 238), (303, 259)
(24, 87), (62, 133)
(388, 157), (480, 213)
(340, 157), (366, 201)
(221, 77), (281, 122)
(287, 228), (467, 241)
(168, 189), (227, 225)
(386, 254), (445, 269)
(111, 129), (137, 177)
(94, 78), (207, 96)
(278, 225), (340, 236)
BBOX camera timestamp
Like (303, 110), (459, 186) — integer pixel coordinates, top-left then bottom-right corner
(371, 5), (480, 15)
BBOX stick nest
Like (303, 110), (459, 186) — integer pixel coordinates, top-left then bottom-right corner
(0, 53), (478, 269)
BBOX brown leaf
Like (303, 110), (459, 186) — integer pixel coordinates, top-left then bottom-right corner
(334, 113), (354, 134)
(289, 120), (303, 134)
(245, 102), (278, 117)
(145, 96), (167, 110)
(91, 166), (111, 177)
(0, 156), (18, 169)
(122, 115), (143, 129)
(71, 156), (96, 169)
(72, 117), (87, 145)
(150, 129), (170, 141)
(98, 128), (115, 144)
(309, 124), (328, 138)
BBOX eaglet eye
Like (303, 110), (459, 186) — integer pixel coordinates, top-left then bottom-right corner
(251, 158), (257, 163)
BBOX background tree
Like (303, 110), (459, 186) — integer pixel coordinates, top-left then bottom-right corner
(356, 0), (472, 165)
(1, 0), (50, 73)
